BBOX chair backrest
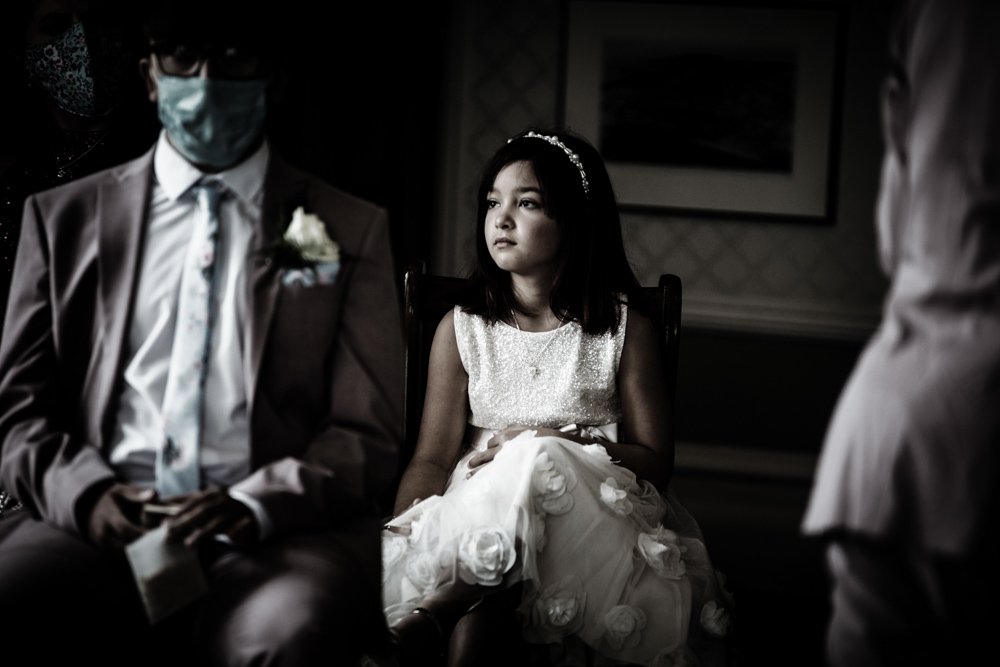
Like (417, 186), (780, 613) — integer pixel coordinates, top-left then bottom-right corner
(398, 259), (682, 480)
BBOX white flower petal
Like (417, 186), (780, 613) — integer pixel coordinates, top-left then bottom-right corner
(637, 528), (687, 580)
(599, 477), (635, 516)
(532, 451), (577, 515)
(456, 525), (516, 586)
(283, 206), (340, 263)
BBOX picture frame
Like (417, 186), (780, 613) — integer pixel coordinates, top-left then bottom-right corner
(561, 1), (846, 222)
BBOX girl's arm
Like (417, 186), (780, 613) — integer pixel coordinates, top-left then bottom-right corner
(392, 310), (470, 515)
(603, 308), (673, 488)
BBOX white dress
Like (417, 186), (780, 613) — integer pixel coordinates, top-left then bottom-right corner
(382, 306), (732, 666)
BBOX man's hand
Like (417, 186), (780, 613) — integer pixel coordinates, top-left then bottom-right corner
(165, 486), (258, 548)
(85, 483), (155, 553)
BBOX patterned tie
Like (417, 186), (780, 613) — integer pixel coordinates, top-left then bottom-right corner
(156, 180), (224, 498)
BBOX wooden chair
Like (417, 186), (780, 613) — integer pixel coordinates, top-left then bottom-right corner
(393, 259), (683, 495)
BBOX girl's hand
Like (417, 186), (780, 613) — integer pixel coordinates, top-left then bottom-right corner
(467, 426), (531, 476)
(466, 439), (503, 476)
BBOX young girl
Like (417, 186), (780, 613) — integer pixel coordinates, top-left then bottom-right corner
(381, 130), (732, 666)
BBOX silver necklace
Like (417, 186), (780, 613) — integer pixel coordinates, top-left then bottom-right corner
(511, 310), (560, 378)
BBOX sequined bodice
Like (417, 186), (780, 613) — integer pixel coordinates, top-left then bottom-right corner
(453, 306), (626, 430)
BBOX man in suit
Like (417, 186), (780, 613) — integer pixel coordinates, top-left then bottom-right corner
(802, 1), (1000, 665)
(0, 2), (403, 665)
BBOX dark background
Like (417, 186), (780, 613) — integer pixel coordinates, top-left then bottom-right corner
(262, 1), (453, 279)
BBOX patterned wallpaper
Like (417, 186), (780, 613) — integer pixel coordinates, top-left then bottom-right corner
(433, 0), (889, 340)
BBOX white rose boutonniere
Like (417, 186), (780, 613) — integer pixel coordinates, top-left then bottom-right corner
(275, 206), (341, 286)
(284, 207), (340, 262)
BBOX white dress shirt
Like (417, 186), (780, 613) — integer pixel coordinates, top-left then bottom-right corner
(110, 131), (266, 507)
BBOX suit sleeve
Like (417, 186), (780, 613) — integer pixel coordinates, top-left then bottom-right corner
(0, 195), (117, 535)
(230, 205), (403, 534)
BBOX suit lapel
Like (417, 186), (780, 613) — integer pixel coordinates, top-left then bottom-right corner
(246, 155), (308, 411)
(95, 149), (154, 446)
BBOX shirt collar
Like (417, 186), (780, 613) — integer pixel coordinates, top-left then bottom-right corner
(152, 129), (269, 207)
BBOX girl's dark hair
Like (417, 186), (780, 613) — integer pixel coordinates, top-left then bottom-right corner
(459, 128), (641, 335)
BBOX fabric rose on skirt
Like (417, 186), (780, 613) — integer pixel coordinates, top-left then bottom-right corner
(637, 526), (687, 580)
(457, 525), (516, 586)
(404, 550), (446, 597)
(599, 477), (634, 516)
(604, 604), (647, 649)
(700, 600), (732, 638)
(528, 575), (587, 640)
(532, 451), (577, 515)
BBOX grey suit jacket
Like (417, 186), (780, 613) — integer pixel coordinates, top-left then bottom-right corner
(802, 0), (1000, 555)
(0, 145), (403, 541)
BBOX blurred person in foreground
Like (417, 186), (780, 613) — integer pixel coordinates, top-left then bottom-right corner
(802, 1), (1000, 665)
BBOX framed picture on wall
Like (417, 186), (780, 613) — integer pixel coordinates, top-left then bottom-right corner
(561, 1), (846, 222)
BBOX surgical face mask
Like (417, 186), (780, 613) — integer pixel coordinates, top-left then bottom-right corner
(155, 73), (268, 169)
(24, 20), (124, 118)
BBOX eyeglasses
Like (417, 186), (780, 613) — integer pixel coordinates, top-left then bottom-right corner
(151, 41), (262, 80)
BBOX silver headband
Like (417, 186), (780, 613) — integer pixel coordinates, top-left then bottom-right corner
(508, 131), (591, 196)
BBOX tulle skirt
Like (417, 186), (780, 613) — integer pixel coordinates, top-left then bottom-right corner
(382, 429), (732, 666)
